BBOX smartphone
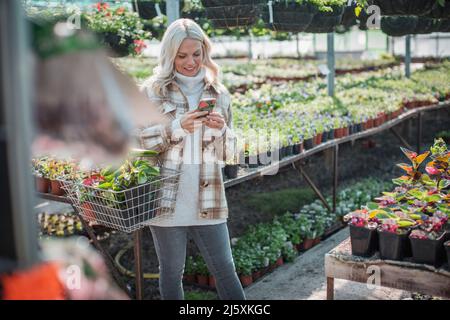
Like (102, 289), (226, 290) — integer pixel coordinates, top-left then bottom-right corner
(197, 98), (216, 114)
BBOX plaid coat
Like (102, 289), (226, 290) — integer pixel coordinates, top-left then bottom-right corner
(139, 77), (236, 220)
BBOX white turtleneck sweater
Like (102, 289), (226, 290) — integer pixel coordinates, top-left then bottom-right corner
(148, 68), (226, 227)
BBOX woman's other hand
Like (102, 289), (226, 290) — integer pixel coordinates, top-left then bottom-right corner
(180, 110), (208, 133)
(204, 112), (225, 130)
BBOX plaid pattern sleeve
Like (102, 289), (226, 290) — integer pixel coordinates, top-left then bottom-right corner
(139, 86), (184, 153)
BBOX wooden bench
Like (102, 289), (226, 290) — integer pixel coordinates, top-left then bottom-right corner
(325, 237), (450, 300)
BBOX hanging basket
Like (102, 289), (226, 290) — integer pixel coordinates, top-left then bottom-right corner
(426, 1), (450, 19)
(413, 17), (436, 34)
(132, 1), (165, 20)
(201, 0), (264, 29)
(357, 8), (370, 30)
(101, 33), (133, 57)
(380, 16), (418, 37)
(340, 4), (358, 28)
(368, 0), (435, 16)
(438, 18), (450, 32)
(261, 2), (316, 33)
(304, 6), (345, 33)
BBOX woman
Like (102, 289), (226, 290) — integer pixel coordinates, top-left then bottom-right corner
(139, 19), (245, 300)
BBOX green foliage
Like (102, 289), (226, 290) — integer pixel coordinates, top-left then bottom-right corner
(246, 188), (317, 216)
(185, 289), (218, 300)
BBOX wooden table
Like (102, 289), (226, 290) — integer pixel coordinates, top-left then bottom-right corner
(325, 237), (450, 300)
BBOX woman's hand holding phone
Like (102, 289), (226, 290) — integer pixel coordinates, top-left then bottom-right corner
(180, 110), (208, 133)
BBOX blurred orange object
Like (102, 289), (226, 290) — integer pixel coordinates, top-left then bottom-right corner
(1, 262), (65, 300)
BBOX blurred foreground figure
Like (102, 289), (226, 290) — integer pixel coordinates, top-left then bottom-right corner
(1, 237), (129, 300)
(31, 21), (164, 166)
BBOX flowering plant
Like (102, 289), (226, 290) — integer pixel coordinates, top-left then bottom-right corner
(83, 3), (151, 55)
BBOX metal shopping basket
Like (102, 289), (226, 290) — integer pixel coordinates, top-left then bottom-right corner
(61, 167), (181, 233)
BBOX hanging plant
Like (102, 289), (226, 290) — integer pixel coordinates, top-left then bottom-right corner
(380, 15), (418, 37)
(261, 0), (317, 33)
(413, 17), (438, 34)
(131, 0), (166, 20)
(367, 0), (436, 16)
(83, 3), (151, 57)
(201, 0), (265, 29)
(304, 5), (345, 33)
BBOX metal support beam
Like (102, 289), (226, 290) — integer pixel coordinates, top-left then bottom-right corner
(0, 0), (38, 268)
(292, 162), (332, 212)
(436, 33), (440, 57)
(332, 145), (338, 213)
(389, 127), (413, 151)
(166, 0), (180, 25)
(405, 34), (411, 78)
(417, 112), (422, 154)
(327, 33), (335, 97)
(134, 229), (143, 300)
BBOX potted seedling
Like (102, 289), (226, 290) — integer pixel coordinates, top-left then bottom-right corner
(345, 208), (379, 257)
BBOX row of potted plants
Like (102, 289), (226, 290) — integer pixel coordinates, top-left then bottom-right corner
(220, 62), (450, 176)
(183, 176), (391, 288)
(346, 138), (450, 268)
(32, 157), (80, 196)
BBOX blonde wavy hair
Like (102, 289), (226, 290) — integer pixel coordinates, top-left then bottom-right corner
(146, 18), (222, 98)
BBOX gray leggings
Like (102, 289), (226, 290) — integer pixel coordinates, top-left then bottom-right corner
(149, 223), (246, 300)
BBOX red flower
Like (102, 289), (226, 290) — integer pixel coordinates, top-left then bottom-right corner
(96, 2), (109, 12)
(116, 7), (125, 15)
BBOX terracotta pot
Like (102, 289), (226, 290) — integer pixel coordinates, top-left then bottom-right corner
(196, 274), (209, 286)
(303, 238), (315, 250)
(252, 270), (262, 281)
(183, 274), (196, 284)
(313, 238), (321, 246)
(268, 263), (277, 272)
(314, 133), (323, 145)
(239, 274), (253, 287)
(35, 176), (50, 193)
(208, 275), (216, 289)
(80, 202), (96, 223)
(50, 180), (64, 196)
(276, 256), (284, 267)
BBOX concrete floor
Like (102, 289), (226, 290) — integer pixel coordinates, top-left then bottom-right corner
(244, 227), (411, 300)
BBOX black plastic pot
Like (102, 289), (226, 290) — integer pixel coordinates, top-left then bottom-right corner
(327, 129), (335, 140)
(224, 164), (238, 179)
(202, 0), (264, 28)
(293, 143), (303, 155)
(410, 232), (446, 268)
(262, 2), (316, 32)
(381, 16), (418, 37)
(369, 0), (435, 16)
(321, 131), (329, 143)
(350, 225), (379, 257)
(378, 230), (412, 261)
(303, 138), (314, 150)
(305, 6), (344, 33)
(245, 154), (259, 168)
(132, 1), (166, 19)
